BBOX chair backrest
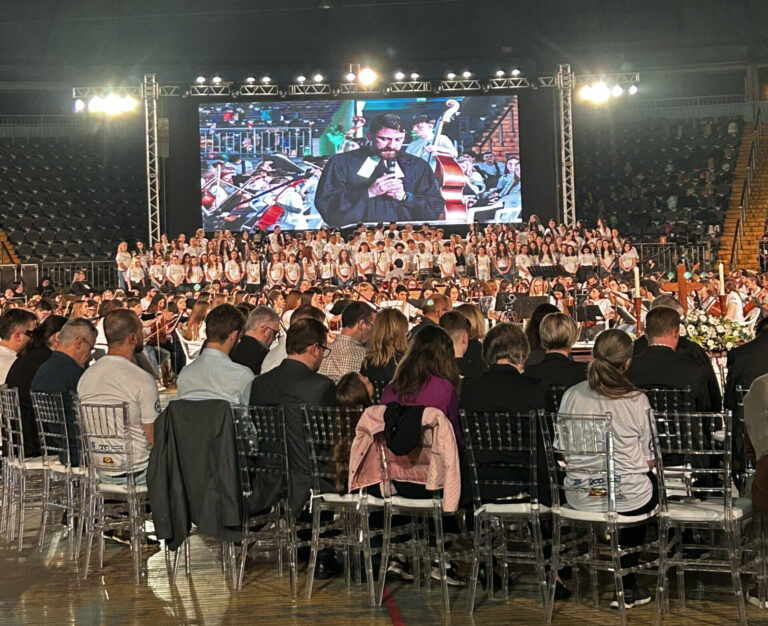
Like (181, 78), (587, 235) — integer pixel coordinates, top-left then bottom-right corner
(548, 412), (617, 513)
(0, 386), (23, 464)
(651, 410), (733, 509)
(460, 409), (541, 509)
(30, 391), (71, 468)
(76, 401), (134, 475)
(302, 405), (363, 495)
(641, 385), (694, 413)
(368, 379), (389, 404)
(550, 385), (568, 411)
(233, 405), (289, 506)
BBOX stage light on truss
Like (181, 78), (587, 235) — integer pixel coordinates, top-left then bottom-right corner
(611, 84), (624, 97)
(358, 67), (378, 85)
(629, 84), (638, 95)
(345, 71), (357, 82)
(260, 76), (271, 84)
(195, 76), (206, 84)
(73, 99), (85, 113)
(590, 81), (611, 103)
(313, 73), (324, 83)
(495, 70), (505, 77)
(297, 75), (307, 83)
(85, 93), (137, 115)
(245, 76), (256, 84)
(579, 85), (592, 101)
(462, 70), (472, 79)
(394, 71), (405, 81)
(212, 76), (222, 85)
(511, 68), (521, 77)
(446, 72), (456, 80)
(410, 72), (420, 80)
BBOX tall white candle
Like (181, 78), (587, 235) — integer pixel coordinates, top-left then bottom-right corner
(633, 266), (641, 298)
(718, 263), (725, 296)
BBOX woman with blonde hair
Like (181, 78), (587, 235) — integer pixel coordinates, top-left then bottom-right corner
(360, 308), (408, 383)
(558, 329), (656, 609)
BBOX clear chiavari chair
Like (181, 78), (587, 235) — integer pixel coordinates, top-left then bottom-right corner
(31, 391), (87, 559)
(460, 409), (551, 615)
(302, 404), (381, 604)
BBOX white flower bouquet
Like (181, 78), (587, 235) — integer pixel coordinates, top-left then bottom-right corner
(680, 310), (753, 352)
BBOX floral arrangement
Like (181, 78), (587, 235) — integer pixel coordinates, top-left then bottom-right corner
(681, 310), (754, 352)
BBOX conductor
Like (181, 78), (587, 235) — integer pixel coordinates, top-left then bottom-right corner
(314, 113), (445, 227)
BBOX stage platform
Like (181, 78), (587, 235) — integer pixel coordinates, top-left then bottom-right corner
(1, 509), (767, 625)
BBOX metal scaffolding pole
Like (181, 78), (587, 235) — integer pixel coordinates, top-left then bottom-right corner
(143, 74), (162, 246)
(557, 64), (576, 228)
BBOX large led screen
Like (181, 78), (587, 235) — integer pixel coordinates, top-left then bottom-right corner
(200, 95), (521, 231)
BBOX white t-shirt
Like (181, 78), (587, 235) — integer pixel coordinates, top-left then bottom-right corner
(115, 251), (132, 277)
(0, 345), (17, 384)
(557, 381), (653, 513)
(77, 355), (161, 475)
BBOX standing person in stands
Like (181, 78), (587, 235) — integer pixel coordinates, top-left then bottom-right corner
(115, 241), (131, 291)
(315, 113), (444, 227)
(380, 325), (462, 446)
(0, 308), (38, 383)
(558, 329), (656, 609)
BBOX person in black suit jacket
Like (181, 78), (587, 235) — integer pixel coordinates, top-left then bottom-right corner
(249, 318), (336, 516)
(460, 322), (551, 505)
(230, 306), (280, 375)
(633, 295), (721, 411)
(525, 312), (587, 393)
(627, 307), (715, 411)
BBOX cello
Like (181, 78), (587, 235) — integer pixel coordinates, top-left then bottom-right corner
(429, 100), (466, 222)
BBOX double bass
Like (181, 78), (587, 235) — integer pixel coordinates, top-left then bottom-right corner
(429, 100), (466, 222)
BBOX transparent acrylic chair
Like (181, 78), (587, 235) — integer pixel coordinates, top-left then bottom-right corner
(31, 391), (88, 560)
(77, 400), (151, 584)
(0, 385), (44, 551)
(544, 412), (665, 626)
(229, 404), (299, 594)
(652, 409), (758, 626)
(303, 404), (382, 605)
(460, 409), (551, 616)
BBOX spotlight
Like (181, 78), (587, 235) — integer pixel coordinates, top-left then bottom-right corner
(511, 68), (521, 77)
(591, 81), (611, 103)
(122, 95), (137, 111)
(611, 85), (624, 97)
(579, 85), (592, 101)
(629, 84), (638, 95)
(394, 71), (405, 81)
(73, 99), (85, 113)
(245, 77), (256, 84)
(312, 73), (324, 83)
(212, 76), (222, 85)
(297, 75), (307, 83)
(261, 76), (271, 84)
(358, 67), (378, 85)
(446, 72), (456, 80)
(345, 71), (357, 82)
(195, 76), (206, 84)
(462, 70), (472, 79)
(410, 72), (420, 80)
(87, 96), (103, 113)
(495, 70), (505, 77)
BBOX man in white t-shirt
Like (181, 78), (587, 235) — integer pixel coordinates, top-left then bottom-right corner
(0, 309), (37, 383)
(77, 309), (160, 481)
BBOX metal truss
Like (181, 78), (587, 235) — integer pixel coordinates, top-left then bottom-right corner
(339, 82), (382, 95)
(386, 81), (433, 93)
(237, 84), (280, 97)
(438, 79), (484, 92)
(142, 74), (162, 246)
(575, 72), (639, 86)
(72, 86), (141, 99)
(288, 83), (333, 96)
(187, 84), (232, 97)
(557, 64), (576, 228)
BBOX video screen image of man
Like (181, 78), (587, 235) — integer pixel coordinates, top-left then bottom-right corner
(314, 113), (445, 228)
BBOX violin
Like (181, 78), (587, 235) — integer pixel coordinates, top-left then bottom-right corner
(148, 310), (177, 346)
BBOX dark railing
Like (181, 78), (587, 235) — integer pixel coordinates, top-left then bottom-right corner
(40, 261), (119, 293)
(636, 242), (714, 274)
(476, 101), (516, 154)
(730, 107), (762, 269)
(0, 240), (15, 265)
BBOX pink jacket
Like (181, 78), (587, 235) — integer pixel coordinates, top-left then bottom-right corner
(348, 405), (462, 512)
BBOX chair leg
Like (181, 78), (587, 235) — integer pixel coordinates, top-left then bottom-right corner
(360, 505), (376, 607)
(16, 473), (26, 552)
(38, 470), (50, 552)
(376, 503), (393, 606)
(727, 525), (748, 626)
(304, 501), (322, 600)
(531, 512), (550, 615)
(500, 519), (509, 600)
(655, 516), (668, 626)
(545, 518), (562, 625)
(675, 528), (686, 608)
(129, 496), (141, 585)
(467, 513), (482, 614)
(589, 525), (600, 607)
(433, 503), (450, 612)
(287, 510), (299, 601)
(609, 522), (628, 626)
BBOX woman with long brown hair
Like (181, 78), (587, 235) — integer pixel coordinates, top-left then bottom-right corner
(183, 300), (210, 342)
(380, 325), (463, 446)
(360, 308), (408, 383)
(558, 329), (655, 609)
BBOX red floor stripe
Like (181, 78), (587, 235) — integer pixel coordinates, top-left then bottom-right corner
(382, 585), (407, 626)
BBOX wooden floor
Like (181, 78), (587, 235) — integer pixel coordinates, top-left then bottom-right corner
(2, 511), (768, 626)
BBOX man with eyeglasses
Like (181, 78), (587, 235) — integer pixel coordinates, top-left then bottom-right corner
(315, 112), (444, 228)
(31, 318), (98, 466)
(0, 308), (37, 383)
(319, 301), (376, 383)
(230, 305), (281, 375)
